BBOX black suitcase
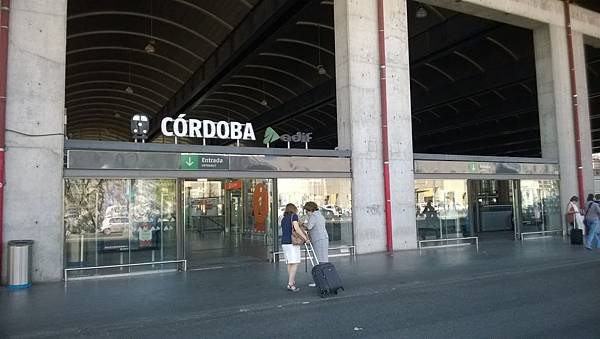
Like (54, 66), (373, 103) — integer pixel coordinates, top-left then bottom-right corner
(571, 228), (583, 245)
(305, 243), (344, 297)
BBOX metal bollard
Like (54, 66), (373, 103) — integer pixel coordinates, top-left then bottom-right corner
(7, 240), (34, 289)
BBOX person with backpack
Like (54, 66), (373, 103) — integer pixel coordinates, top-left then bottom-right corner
(584, 194), (600, 250)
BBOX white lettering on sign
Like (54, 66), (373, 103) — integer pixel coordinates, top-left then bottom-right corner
(161, 115), (256, 141)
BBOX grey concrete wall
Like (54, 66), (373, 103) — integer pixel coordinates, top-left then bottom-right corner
(420, 0), (600, 40)
(335, 0), (416, 254)
(2, 0), (66, 283)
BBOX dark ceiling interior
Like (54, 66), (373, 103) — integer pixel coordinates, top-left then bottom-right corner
(65, 0), (599, 157)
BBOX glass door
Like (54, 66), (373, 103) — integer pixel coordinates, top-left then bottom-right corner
(518, 180), (562, 237)
(183, 178), (274, 267)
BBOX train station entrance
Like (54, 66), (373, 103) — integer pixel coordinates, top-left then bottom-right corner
(62, 142), (354, 277)
(414, 156), (562, 248)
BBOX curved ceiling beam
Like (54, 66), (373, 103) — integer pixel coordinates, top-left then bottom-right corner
(211, 91), (268, 107)
(275, 38), (334, 56)
(67, 46), (193, 73)
(410, 77), (429, 92)
(193, 104), (249, 121)
(220, 84), (284, 104)
(66, 80), (169, 101)
(68, 12), (218, 48)
(295, 21), (334, 31)
(424, 62), (456, 82)
(202, 98), (258, 115)
(67, 127), (128, 139)
(67, 125), (130, 134)
(240, 0), (253, 9)
(66, 96), (157, 113)
(486, 37), (519, 61)
(258, 52), (332, 79)
(67, 102), (145, 115)
(186, 110), (233, 122)
(453, 51), (485, 73)
(66, 88), (163, 108)
(315, 108), (336, 123)
(244, 64), (312, 87)
(67, 70), (176, 94)
(172, 0), (234, 30)
(67, 59), (184, 84)
(68, 30), (203, 61)
(231, 75), (297, 96)
(68, 109), (135, 120)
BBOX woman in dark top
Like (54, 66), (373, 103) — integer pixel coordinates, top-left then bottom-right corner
(280, 203), (309, 292)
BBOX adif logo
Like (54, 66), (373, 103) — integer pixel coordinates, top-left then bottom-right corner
(263, 127), (280, 145)
(263, 127), (313, 147)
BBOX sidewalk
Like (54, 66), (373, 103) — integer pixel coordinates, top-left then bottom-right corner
(1, 237), (599, 338)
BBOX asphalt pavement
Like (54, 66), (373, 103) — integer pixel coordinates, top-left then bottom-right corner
(1, 238), (600, 338)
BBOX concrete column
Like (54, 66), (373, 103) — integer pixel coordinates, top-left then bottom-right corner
(2, 0), (66, 283)
(534, 24), (593, 231)
(335, 0), (416, 254)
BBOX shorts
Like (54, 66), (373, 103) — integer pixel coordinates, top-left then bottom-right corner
(282, 244), (301, 264)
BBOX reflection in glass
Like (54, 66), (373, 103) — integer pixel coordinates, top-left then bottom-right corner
(64, 179), (177, 277)
(519, 180), (561, 234)
(276, 178), (353, 249)
(183, 179), (274, 267)
(414, 179), (469, 240)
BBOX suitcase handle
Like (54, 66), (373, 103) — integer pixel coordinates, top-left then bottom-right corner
(304, 242), (319, 266)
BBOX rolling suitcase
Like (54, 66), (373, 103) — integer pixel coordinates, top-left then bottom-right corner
(305, 243), (344, 297)
(571, 227), (583, 245)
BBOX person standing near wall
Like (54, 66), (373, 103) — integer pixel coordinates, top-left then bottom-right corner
(304, 201), (328, 287)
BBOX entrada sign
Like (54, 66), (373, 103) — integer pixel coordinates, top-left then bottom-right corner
(161, 115), (256, 141)
(180, 154), (230, 170)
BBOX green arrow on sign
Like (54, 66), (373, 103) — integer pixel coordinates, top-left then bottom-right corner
(180, 154), (199, 170)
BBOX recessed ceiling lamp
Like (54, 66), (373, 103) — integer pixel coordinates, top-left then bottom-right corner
(125, 86), (134, 94)
(260, 99), (268, 106)
(416, 6), (428, 19)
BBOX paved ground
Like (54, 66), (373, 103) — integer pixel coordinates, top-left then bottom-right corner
(2, 238), (600, 338)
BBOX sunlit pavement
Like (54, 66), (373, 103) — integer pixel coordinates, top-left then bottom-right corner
(2, 237), (600, 338)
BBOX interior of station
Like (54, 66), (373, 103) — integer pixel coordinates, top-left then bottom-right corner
(61, 0), (600, 275)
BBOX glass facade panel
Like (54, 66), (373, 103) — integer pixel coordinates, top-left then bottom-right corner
(276, 178), (353, 249)
(64, 179), (177, 277)
(414, 179), (469, 240)
(519, 180), (561, 233)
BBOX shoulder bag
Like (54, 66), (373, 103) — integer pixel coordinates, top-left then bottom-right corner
(291, 215), (308, 245)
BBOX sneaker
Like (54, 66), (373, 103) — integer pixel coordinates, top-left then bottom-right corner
(287, 284), (300, 292)
(308, 283), (316, 287)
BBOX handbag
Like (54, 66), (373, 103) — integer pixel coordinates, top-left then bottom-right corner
(291, 215), (308, 245)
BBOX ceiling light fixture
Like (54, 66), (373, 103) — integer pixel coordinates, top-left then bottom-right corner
(316, 18), (327, 76)
(124, 53), (134, 94)
(145, 0), (156, 53)
(144, 40), (156, 53)
(317, 64), (327, 75)
(416, 6), (428, 19)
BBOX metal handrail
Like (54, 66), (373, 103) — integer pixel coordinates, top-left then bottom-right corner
(64, 259), (187, 282)
(520, 230), (562, 242)
(418, 236), (479, 251)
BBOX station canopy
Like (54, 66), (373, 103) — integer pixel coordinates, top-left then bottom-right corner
(66, 0), (599, 157)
